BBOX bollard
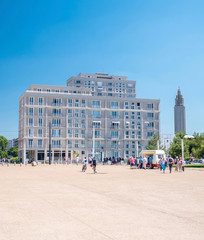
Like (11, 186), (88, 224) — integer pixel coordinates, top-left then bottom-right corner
(7, 163), (9, 167)
(14, 162), (16, 166)
(20, 163), (22, 167)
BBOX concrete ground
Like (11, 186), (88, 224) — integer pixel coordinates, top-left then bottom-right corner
(0, 164), (204, 240)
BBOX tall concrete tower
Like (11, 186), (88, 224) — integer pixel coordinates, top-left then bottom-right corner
(174, 88), (186, 133)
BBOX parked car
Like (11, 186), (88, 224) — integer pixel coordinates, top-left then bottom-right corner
(184, 160), (191, 164)
(193, 159), (199, 164)
(198, 159), (204, 164)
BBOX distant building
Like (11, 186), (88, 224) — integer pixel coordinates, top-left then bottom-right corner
(8, 138), (18, 149)
(160, 134), (174, 150)
(18, 73), (160, 162)
(174, 88), (186, 133)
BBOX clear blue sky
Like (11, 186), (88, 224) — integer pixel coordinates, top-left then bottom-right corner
(0, 0), (204, 139)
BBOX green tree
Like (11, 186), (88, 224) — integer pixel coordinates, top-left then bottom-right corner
(0, 136), (8, 158)
(188, 133), (204, 159)
(168, 132), (189, 159)
(8, 147), (18, 157)
(145, 134), (162, 150)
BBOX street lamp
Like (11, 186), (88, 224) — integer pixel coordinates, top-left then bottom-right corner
(181, 135), (194, 160)
(93, 126), (95, 158)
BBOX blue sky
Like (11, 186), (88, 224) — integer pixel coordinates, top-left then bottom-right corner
(0, 0), (204, 139)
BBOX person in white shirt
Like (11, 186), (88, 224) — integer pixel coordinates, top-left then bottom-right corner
(82, 157), (88, 172)
(76, 156), (79, 165)
(143, 157), (147, 169)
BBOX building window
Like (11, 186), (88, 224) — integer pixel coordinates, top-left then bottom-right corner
(81, 130), (85, 138)
(147, 132), (153, 138)
(38, 139), (43, 148)
(68, 99), (72, 107)
(111, 102), (119, 109)
(74, 110), (79, 117)
(68, 109), (72, 117)
(38, 129), (43, 137)
(74, 120), (79, 128)
(75, 140), (79, 148)
(111, 111), (119, 118)
(81, 120), (85, 128)
(29, 108), (33, 116)
(52, 98), (61, 106)
(52, 140), (61, 148)
(29, 118), (33, 126)
(94, 130), (101, 138)
(82, 100), (86, 107)
(81, 140), (85, 148)
(147, 104), (153, 109)
(52, 129), (61, 137)
(28, 129), (33, 137)
(47, 89), (51, 92)
(39, 118), (43, 127)
(92, 101), (100, 108)
(28, 139), (33, 148)
(92, 111), (101, 118)
(38, 108), (43, 116)
(111, 131), (119, 139)
(147, 113), (154, 119)
(52, 109), (61, 116)
(81, 110), (85, 118)
(68, 140), (72, 148)
(29, 97), (34, 105)
(68, 119), (72, 127)
(97, 82), (102, 87)
(92, 121), (101, 128)
(68, 130), (72, 138)
(39, 98), (43, 105)
(74, 130), (79, 138)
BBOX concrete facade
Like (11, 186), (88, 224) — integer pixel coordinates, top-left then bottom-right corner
(18, 73), (160, 162)
(174, 89), (186, 133)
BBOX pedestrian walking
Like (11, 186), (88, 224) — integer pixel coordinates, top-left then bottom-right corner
(182, 159), (186, 172)
(175, 157), (178, 172)
(168, 156), (173, 174)
(159, 158), (162, 171)
(178, 158), (182, 172)
(130, 156), (134, 169)
(161, 158), (167, 173)
(149, 156), (153, 169)
(76, 156), (79, 165)
(143, 156), (147, 169)
(82, 157), (88, 172)
(139, 156), (143, 169)
(92, 157), (97, 174)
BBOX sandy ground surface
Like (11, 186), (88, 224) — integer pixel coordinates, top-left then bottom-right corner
(0, 164), (204, 240)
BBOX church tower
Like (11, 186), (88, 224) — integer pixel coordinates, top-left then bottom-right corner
(174, 88), (186, 133)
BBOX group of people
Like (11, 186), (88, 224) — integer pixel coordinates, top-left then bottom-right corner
(129, 155), (186, 174)
(103, 157), (124, 165)
(129, 156), (153, 169)
(81, 156), (97, 173)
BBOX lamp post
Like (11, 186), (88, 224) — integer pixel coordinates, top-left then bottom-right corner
(93, 126), (95, 158)
(49, 122), (52, 165)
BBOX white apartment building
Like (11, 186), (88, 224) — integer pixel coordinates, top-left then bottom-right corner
(18, 73), (160, 162)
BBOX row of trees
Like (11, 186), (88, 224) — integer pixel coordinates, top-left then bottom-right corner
(146, 133), (204, 159)
(0, 136), (18, 158)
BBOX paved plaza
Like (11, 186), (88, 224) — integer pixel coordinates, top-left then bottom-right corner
(0, 164), (204, 240)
